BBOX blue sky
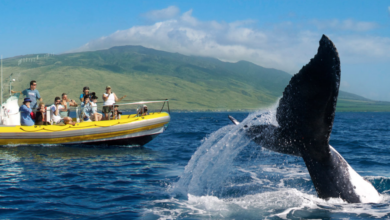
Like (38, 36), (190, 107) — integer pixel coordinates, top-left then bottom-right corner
(1, 0), (389, 101)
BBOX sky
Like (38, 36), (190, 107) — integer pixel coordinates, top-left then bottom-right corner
(1, 0), (389, 101)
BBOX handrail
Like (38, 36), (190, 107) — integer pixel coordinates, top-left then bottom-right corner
(16, 99), (170, 125)
(101, 99), (169, 106)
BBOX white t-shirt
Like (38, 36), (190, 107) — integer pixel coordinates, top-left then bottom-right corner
(103, 93), (115, 106)
(50, 104), (64, 123)
(91, 102), (97, 113)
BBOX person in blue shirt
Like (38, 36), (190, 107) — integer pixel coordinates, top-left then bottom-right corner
(80, 86), (91, 102)
(19, 98), (34, 126)
(12, 80), (42, 109)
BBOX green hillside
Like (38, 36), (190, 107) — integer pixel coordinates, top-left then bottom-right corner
(2, 46), (389, 112)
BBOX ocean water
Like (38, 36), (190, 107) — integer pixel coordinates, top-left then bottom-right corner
(0, 111), (390, 219)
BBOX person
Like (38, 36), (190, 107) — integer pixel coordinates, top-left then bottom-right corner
(82, 96), (101, 122)
(61, 93), (78, 117)
(50, 97), (75, 125)
(137, 105), (148, 116)
(35, 103), (50, 125)
(112, 105), (122, 120)
(141, 105), (148, 116)
(102, 86), (126, 120)
(82, 95), (93, 121)
(80, 86), (91, 102)
(19, 98), (34, 126)
(91, 96), (102, 121)
(11, 80), (42, 109)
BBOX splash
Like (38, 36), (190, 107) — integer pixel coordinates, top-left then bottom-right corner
(147, 109), (390, 219)
(147, 189), (390, 219)
(170, 107), (279, 197)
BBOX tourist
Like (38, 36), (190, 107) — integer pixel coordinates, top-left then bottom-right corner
(138, 105), (148, 116)
(35, 103), (50, 125)
(11, 80), (42, 109)
(91, 96), (102, 121)
(80, 86), (91, 102)
(61, 93), (78, 117)
(112, 105), (122, 120)
(19, 98), (34, 126)
(82, 96), (93, 121)
(102, 86), (126, 120)
(51, 97), (75, 125)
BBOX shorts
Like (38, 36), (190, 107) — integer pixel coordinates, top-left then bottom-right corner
(102, 106), (112, 113)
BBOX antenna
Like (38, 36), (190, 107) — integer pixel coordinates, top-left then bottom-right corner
(9, 73), (14, 96)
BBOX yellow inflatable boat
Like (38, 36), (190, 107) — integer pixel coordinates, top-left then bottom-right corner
(0, 97), (170, 146)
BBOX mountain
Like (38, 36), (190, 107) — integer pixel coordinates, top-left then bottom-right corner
(2, 45), (389, 112)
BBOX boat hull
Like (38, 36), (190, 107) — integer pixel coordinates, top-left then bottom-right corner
(0, 112), (170, 146)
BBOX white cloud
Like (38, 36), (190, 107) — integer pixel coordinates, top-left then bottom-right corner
(71, 7), (390, 74)
(335, 35), (390, 63)
(388, 6), (390, 14)
(311, 19), (378, 32)
(142, 6), (179, 21)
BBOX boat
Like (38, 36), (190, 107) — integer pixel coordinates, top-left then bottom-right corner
(0, 56), (172, 146)
(0, 95), (171, 146)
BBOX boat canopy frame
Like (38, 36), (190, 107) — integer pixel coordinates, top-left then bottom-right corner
(57, 99), (170, 124)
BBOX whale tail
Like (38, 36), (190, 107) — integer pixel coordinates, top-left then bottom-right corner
(230, 35), (380, 203)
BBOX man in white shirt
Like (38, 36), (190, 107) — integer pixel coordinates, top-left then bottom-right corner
(50, 97), (75, 125)
(102, 86), (126, 120)
(50, 97), (63, 124)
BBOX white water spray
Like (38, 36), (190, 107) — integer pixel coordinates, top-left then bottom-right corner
(171, 107), (280, 196)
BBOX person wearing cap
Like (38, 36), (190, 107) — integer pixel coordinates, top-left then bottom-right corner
(102, 86), (126, 120)
(12, 80), (42, 109)
(80, 86), (91, 102)
(19, 98), (34, 126)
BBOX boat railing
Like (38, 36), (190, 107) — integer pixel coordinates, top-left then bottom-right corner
(40, 99), (170, 124)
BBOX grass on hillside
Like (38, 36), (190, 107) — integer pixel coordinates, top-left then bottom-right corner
(3, 46), (389, 112)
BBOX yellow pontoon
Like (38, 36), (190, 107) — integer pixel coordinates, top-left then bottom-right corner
(0, 97), (170, 146)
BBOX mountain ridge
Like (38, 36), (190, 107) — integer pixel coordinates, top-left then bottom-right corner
(2, 45), (388, 112)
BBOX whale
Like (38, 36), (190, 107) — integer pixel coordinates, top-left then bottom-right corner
(229, 35), (381, 203)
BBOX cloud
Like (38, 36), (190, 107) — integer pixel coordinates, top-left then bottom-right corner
(335, 35), (390, 63)
(142, 6), (179, 21)
(71, 8), (390, 74)
(311, 19), (378, 32)
(388, 6), (390, 14)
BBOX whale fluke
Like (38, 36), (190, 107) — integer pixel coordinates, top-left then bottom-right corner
(229, 35), (380, 203)
(276, 34), (340, 162)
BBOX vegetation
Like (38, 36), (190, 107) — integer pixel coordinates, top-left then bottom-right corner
(2, 45), (389, 112)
